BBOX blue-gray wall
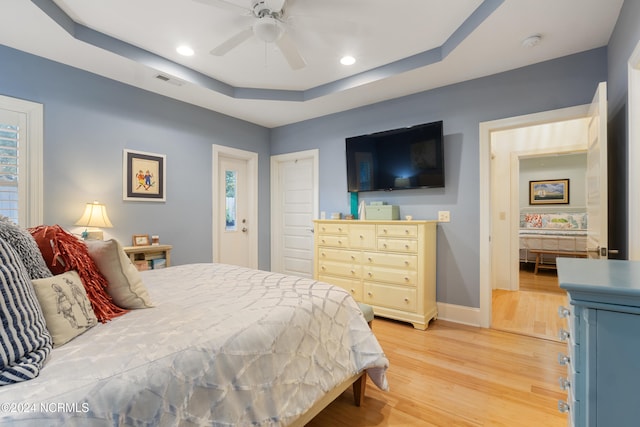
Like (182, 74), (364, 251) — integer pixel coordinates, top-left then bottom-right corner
(271, 48), (608, 308)
(0, 44), (271, 269)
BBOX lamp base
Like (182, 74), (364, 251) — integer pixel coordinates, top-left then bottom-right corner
(83, 230), (104, 240)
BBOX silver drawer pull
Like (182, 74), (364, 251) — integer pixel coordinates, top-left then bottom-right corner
(558, 353), (570, 366)
(559, 377), (570, 391)
(558, 328), (570, 341)
(558, 401), (570, 414)
(558, 306), (571, 318)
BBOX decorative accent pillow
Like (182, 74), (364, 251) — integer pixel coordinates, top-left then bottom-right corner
(0, 236), (52, 386)
(31, 271), (98, 347)
(28, 225), (128, 323)
(0, 216), (52, 279)
(85, 239), (153, 309)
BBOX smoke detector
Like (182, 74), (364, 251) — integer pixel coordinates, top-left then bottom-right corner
(522, 34), (542, 48)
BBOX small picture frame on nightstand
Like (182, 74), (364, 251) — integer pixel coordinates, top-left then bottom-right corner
(132, 234), (150, 246)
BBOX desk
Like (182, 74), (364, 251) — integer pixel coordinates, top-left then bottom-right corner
(123, 244), (172, 271)
(530, 249), (587, 274)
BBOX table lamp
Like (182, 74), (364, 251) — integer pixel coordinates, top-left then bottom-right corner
(75, 201), (113, 240)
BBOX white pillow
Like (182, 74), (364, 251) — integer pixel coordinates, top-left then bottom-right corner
(84, 239), (153, 309)
(31, 271), (97, 347)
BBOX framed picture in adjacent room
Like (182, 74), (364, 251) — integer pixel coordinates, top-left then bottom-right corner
(123, 149), (166, 202)
(132, 234), (150, 246)
(529, 179), (569, 205)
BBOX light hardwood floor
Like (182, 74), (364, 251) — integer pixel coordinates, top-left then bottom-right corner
(307, 318), (567, 426)
(492, 267), (568, 342)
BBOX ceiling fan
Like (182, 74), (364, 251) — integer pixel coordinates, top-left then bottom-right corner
(194, 0), (306, 70)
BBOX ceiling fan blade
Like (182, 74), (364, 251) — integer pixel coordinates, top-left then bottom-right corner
(276, 32), (306, 70)
(192, 0), (249, 14)
(211, 27), (254, 56)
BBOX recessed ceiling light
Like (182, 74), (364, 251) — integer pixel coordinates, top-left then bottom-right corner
(176, 45), (194, 56)
(340, 55), (356, 66)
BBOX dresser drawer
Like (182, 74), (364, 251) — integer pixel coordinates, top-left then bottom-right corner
(348, 225), (376, 249)
(364, 282), (417, 312)
(378, 238), (418, 253)
(364, 265), (417, 286)
(318, 247), (361, 263)
(317, 260), (361, 278)
(363, 251), (418, 269)
(318, 274), (363, 300)
(317, 234), (349, 248)
(377, 224), (418, 238)
(316, 223), (348, 235)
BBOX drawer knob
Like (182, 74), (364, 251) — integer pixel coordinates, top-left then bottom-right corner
(368, 257), (373, 262)
(558, 306), (571, 318)
(350, 288), (355, 294)
(338, 240), (342, 245)
(558, 328), (570, 341)
(557, 353), (570, 366)
(559, 377), (570, 391)
(368, 292), (373, 296)
(351, 255), (355, 260)
(404, 277), (410, 282)
(383, 243), (387, 248)
(350, 270), (356, 275)
(368, 272), (373, 277)
(338, 227), (343, 232)
(405, 229), (409, 234)
(557, 400), (570, 414)
(404, 261), (409, 266)
(405, 244), (409, 249)
(404, 297), (409, 303)
(321, 266), (326, 271)
(382, 229), (388, 234)
(359, 234), (364, 239)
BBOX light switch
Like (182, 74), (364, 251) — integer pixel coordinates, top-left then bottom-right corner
(438, 211), (450, 222)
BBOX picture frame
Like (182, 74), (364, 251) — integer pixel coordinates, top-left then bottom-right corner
(123, 149), (166, 202)
(529, 179), (570, 205)
(132, 234), (150, 246)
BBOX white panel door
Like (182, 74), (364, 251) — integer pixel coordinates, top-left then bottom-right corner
(586, 82), (608, 259)
(271, 150), (318, 278)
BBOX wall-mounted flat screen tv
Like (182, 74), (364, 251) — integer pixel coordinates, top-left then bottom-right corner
(346, 120), (444, 192)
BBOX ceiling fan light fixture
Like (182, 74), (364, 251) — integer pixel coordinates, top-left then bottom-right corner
(253, 16), (283, 43)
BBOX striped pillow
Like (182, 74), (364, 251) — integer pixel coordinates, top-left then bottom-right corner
(0, 237), (52, 385)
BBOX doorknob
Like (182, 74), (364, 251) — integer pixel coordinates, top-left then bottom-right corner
(242, 227), (248, 233)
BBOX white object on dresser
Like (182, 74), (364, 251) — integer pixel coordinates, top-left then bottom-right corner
(314, 219), (437, 330)
(557, 258), (640, 427)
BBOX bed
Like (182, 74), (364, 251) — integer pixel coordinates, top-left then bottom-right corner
(519, 212), (587, 265)
(0, 222), (389, 426)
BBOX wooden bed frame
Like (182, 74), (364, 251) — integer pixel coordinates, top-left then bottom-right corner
(289, 371), (367, 426)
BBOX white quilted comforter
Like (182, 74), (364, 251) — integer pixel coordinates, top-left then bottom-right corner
(0, 263), (389, 426)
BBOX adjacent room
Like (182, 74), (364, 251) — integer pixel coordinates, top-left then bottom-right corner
(1, 0), (640, 425)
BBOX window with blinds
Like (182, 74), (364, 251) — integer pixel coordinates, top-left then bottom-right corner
(0, 122), (19, 223)
(0, 95), (43, 227)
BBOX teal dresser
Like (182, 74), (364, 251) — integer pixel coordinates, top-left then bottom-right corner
(557, 258), (640, 427)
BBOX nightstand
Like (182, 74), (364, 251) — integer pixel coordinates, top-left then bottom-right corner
(123, 244), (172, 271)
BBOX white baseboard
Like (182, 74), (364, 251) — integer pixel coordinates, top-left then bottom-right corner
(435, 302), (481, 327)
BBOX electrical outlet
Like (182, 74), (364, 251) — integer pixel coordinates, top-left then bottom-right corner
(438, 210), (450, 222)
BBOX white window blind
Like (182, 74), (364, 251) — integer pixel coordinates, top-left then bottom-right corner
(0, 119), (19, 223)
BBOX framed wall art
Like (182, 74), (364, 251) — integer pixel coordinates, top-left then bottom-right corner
(132, 234), (150, 246)
(529, 179), (569, 205)
(123, 149), (166, 202)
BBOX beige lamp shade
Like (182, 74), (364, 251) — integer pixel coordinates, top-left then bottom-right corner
(75, 201), (113, 228)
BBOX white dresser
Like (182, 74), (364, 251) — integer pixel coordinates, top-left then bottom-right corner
(313, 220), (437, 330)
(557, 258), (640, 426)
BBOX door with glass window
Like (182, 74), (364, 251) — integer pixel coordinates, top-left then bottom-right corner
(213, 145), (258, 268)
